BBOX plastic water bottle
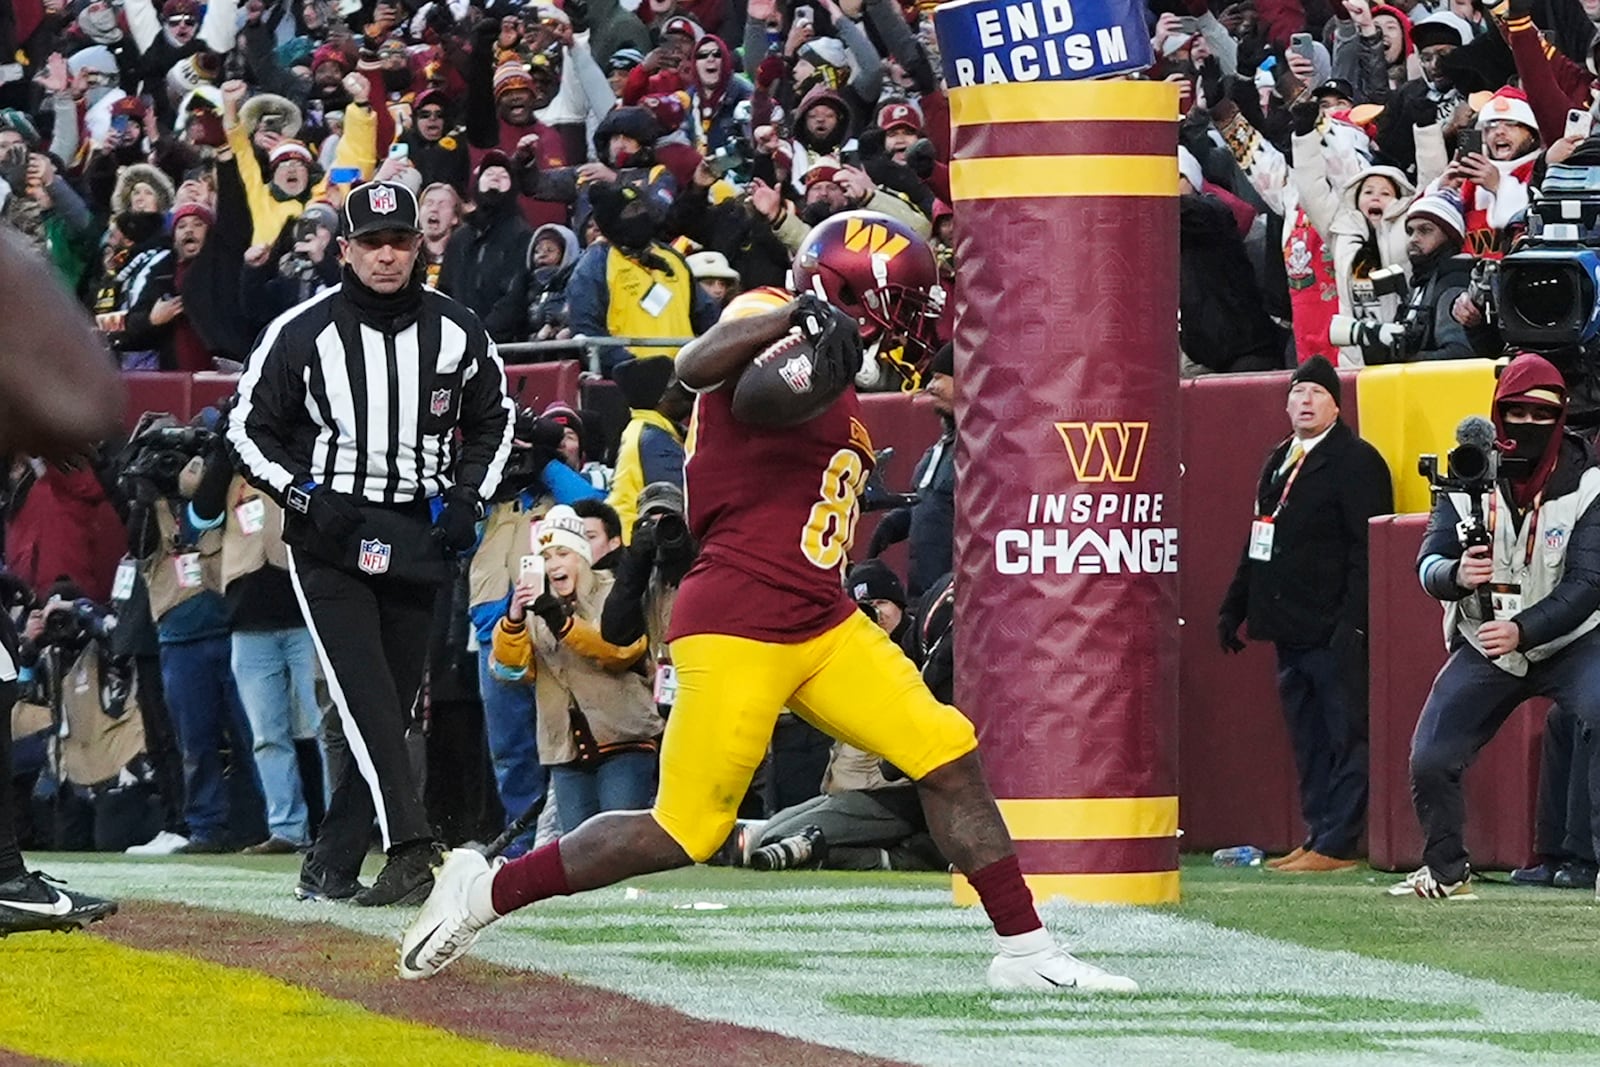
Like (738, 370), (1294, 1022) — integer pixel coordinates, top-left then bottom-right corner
(1212, 846), (1265, 867)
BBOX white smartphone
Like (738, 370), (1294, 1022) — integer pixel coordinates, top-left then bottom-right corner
(1566, 108), (1593, 140)
(794, 4), (814, 24)
(519, 553), (546, 586)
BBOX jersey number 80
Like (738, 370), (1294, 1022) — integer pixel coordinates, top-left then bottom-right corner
(802, 449), (867, 570)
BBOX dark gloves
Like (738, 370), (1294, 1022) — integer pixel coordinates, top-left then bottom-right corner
(791, 293), (864, 393)
(532, 591), (572, 638)
(629, 516), (659, 561)
(902, 138), (937, 180)
(1290, 99), (1320, 137)
(565, 0), (589, 33)
(432, 485), (484, 553)
(287, 481), (363, 541)
(1405, 92), (1440, 129)
(1218, 614), (1246, 654)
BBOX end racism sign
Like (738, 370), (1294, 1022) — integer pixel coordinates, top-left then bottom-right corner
(934, 0), (1154, 85)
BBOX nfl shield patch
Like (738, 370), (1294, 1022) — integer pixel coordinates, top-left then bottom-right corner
(358, 538), (392, 575)
(779, 353), (814, 394)
(369, 184), (397, 214)
(429, 388), (451, 416)
(1546, 527), (1567, 552)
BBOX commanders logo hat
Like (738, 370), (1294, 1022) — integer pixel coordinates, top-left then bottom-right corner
(343, 180), (421, 238)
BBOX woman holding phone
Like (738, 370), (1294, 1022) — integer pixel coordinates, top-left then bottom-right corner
(492, 506), (662, 834)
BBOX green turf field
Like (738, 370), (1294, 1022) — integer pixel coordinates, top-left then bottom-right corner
(10, 853), (1600, 1066)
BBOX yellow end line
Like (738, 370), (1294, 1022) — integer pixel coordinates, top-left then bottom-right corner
(0, 935), (582, 1067)
(950, 80), (1179, 126)
(951, 155), (1176, 200)
(998, 796), (1180, 840)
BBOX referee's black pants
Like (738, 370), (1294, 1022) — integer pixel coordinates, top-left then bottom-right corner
(287, 547), (435, 879)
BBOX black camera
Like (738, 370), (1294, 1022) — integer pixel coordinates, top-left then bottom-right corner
(1369, 264), (1410, 300)
(39, 599), (117, 648)
(706, 136), (752, 180)
(653, 511), (692, 558)
(1492, 164), (1600, 351)
(1419, 416), (1499, 555)
(120, 424), (214, 497)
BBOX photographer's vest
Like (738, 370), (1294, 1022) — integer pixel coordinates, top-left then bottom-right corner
(220, 475), (289, 591)
(468, 492), (553, 621)
(141, 500), (224, 623)
(604, 245), (696, 359)
(13, 647), (146, 787)
(1446, 469), (1600, 675)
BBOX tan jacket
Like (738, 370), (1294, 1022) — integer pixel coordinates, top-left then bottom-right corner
(221, 475), (289, 591)
(491, 570), (659, 765)
(141, 500), (224, 623)
(469, 494), (552, 612)
(822, 742), (909, 795)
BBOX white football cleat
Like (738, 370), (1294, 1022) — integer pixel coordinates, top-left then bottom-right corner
(1386, 866), (1476, 900)
(397, 849), (502, 980)
(988, 929), (1139, 993)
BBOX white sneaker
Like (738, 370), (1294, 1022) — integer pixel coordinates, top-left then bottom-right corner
(397, 849), (502, 980)
(1387, 865), (1476, 900)
(125, 831), (189, 856)
(988, 929), (1139, 993)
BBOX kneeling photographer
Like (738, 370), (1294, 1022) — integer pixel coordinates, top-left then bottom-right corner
(1401, 355), (1600, 899)
(601, 483), (696, 717)
(1331, 192), (1483, 364)
(122, 415), (265, 855)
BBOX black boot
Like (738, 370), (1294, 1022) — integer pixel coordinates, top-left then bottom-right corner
(354, 840), (442, 907)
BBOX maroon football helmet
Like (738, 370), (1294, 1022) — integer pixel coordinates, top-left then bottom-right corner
(790, 210), (945, 372)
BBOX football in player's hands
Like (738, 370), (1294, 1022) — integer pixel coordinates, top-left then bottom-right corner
(729, 297), (863, 427)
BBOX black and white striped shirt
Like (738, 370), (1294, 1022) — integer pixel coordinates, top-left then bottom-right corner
(228, 284), (514, 506)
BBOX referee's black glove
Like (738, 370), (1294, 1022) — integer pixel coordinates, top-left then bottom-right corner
(433, 486), (484, 553)
(289, 482), (362, 541)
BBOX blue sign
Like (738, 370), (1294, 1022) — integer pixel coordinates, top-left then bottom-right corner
(934, 0), (1154, 86)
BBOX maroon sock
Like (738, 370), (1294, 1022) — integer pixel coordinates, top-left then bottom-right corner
(969, 854), (1042, 937)
(491, 839), (572, 915)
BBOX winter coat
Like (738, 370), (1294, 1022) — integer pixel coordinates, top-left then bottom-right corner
(1220, 420), (1395, 647)
(525, 223), (579, 339)
(688, 35), (753, 153)
(1180, 192), (1286, 373)
(437, 205), (535, 343)
(1293, 126), (1447, 363)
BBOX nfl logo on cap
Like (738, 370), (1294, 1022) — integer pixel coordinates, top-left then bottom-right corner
(344, 180), (421, 238)
(370, 184), (396, 214)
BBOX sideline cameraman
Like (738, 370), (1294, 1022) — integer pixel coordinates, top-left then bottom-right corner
(1400, 354), (1600, 899)
(124, 418), (266, 854)
(602, 482), (696, 717)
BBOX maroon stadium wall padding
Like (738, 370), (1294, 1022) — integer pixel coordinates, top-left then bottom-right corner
(1367, 514), (1542, 871)
(855, 393), (946, 595)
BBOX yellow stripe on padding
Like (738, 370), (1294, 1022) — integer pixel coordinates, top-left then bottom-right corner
(953, 870), (1180, 906)
(950, 80), (1178, 127)
(998, 796), (1179, 840)
(0, 935), (579, 1067)
(951, 155), (1175, 201)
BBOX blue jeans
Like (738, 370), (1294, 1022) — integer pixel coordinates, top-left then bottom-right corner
(478, 647), (547, 832)
(231, 628), (323, 845)
(550, 750), (658, 834)
(159, 635), (265, 844)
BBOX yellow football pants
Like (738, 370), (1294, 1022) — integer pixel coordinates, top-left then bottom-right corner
(652, 609), (978, 860)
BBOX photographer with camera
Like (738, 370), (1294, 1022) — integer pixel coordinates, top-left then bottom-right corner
(1342, 189), (1481, 363)
(1219, 358), (1394, 873)
(122, 416), (266, 855)
(1399, 354), (1600, 899)
(241, 202), (341, 328)
(492, 506), (661, 834)
(602, 482), (697, 717)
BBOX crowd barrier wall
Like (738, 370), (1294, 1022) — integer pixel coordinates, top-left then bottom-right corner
(115, 362), (1542, 867)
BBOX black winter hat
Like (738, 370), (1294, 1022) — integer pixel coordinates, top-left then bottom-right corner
(1289, 355), (1341, 407)
(611, 355), (676, 409)
(846, 559), (907, 608)
(928, 342), (954, 378)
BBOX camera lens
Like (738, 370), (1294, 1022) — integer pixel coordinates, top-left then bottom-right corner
(1507, 264), (1578, 329)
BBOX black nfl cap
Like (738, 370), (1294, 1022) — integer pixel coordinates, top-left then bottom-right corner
(1311, 78), (1355, 102)
(343, 180), (421, 238)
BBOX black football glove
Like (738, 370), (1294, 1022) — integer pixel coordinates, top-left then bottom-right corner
(791, 294), (863, 397)
(432, 485), (484, 553)
(532, 591), (572, 638)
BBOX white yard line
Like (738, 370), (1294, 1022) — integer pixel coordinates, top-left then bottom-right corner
(48, 862), (1600, 1066)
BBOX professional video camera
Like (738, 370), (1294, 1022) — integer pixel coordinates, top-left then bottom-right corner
(1419, 415), (1499, 617)
(116, 415), (215, 499)
(490, 408), (566, 503)
(1488, 164), (1600, 351)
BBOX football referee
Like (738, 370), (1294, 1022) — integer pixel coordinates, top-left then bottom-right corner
(228, 181), (513, 906)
